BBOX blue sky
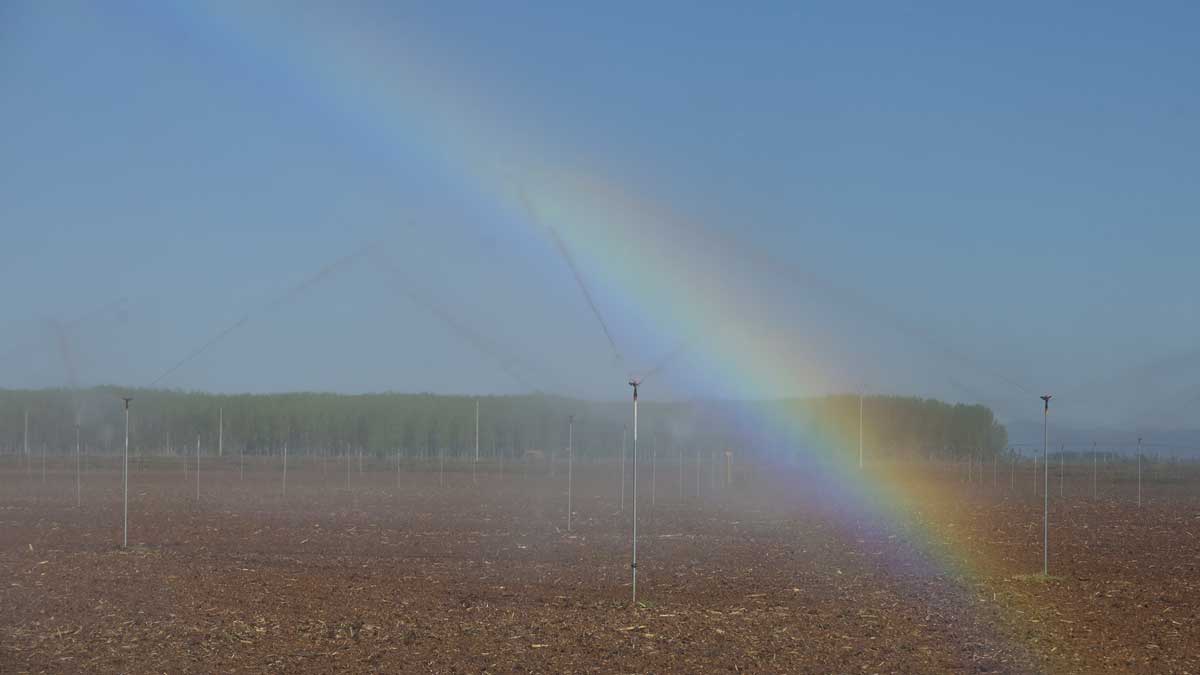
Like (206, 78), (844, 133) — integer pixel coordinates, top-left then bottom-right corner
(1, 2), (1197, 429)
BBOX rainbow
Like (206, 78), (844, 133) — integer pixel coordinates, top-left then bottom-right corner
(150, 2), (1041, 665)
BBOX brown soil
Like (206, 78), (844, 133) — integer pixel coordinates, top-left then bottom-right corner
(1, 458), (1197, 673)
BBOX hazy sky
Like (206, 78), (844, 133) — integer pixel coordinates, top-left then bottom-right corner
(2, 2), (1197, 429)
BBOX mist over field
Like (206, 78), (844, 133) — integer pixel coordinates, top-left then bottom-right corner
(2, 3), (1198, 673)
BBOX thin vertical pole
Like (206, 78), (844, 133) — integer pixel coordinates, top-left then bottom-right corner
(630, 382), (639, 605)
(696, 447), (701, 498)
(440, 446), (444, 487)
(218, 407), (223, 458)
(196, 434), (200, 502)
(1137, 437), (1143, 507)
(75, 423), (81, 508)
(678, 444), (683, 501)
(283, 441), (288, 499)
(474, 399), (480, 485)
(122, 398), (131, 549)
(1092, 442), (1097, 499)
(567, 415), (574, 532)
(24, 410), (29, 481)
(1060, 445), (1064, 498)
(1041, 395), (1050, 577)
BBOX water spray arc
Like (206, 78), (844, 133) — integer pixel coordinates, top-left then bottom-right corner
(147, 246), (371, 388)
(522, 192), (624, 369)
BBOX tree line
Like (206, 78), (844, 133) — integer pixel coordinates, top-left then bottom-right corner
(0, 387), (1006, 461)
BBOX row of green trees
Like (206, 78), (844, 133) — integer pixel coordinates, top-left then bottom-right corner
(0, 387), (1006, 460)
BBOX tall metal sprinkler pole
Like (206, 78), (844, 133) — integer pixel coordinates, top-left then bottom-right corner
(629, 378), (640, 605)
(567, 414), (574, 532)
(195, 434), (200, 502)
(1041, 394), (1051, 576)
(1137, 436), (1143, 507)
(122, 397), (132, 549)
(218, 407), (223, 458)
(283, 441), (288, 499)
(24, 409), (29, 481)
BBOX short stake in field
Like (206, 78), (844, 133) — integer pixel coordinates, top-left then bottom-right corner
(122, 397), (132, 549)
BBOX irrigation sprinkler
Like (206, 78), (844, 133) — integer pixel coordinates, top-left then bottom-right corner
(620, 426), (626, 512)
(24, 409), (29, 482)
(474, 399), (480, 485)
(1092, 441), (1097, 499)
(629, 378), (640, 605)
(678, 443), (683, 501)
(282, 441), (288, 499)
(121, 397), (132, 549)
(1137, 437), (1143, 507)
(1060, 445), (1064, 498)
(75, 422), (81, 508)
(218, 407), (223, 458)
(195, 434), (200, 502)
(1040, 394), (1051, 577)
(567, 414), (574, 532)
